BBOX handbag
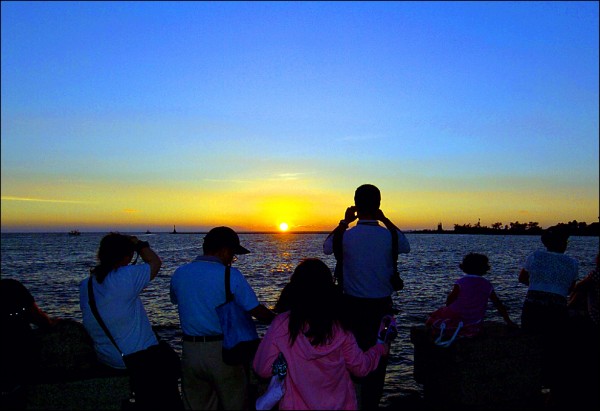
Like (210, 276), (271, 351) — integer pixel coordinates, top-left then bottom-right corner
(255, 352), (287, 410)
(215, 265), (260, 366)
(122, 340), (181, 380)
(425, 306), (482, 347)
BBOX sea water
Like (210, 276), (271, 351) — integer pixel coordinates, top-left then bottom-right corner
(1, 232), (598, 406)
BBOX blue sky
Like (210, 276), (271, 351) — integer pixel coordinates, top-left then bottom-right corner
(1, 1), (598, 232)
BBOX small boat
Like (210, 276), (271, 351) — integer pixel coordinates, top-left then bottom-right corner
(145, 230), (151, 234)
(171, 225), (177, 234)
(68, 230), (81, 236)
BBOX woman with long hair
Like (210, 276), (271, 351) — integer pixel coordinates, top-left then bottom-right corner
(79, 232), (182, 409)
(253, 258), (389, 410)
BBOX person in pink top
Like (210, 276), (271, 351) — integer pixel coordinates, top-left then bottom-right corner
(428, 253), (517, 337)
(253, 258), (389, 410)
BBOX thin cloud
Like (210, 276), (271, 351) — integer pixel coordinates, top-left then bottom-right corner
(205, 172), (312, 183)
(270, 172), (312, 181)
(203, 178), (251, 184)
(1, 196), (90, 204)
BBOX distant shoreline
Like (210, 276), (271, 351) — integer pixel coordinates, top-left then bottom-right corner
(1, 230), (598, 237)
(408, 230), (599, 237)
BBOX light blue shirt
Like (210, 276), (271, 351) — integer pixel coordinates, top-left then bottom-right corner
(79, 264), (158, 369)
(323, 220), (410, 298)
(170, 256), (260, 336)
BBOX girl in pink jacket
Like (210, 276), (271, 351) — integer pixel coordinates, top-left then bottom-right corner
(253, 258), (388, 410)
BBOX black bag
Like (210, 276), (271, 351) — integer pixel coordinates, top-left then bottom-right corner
(391, 271), (404, 291)
(222, 339), (261, 366)
(123, 339), (181, 380)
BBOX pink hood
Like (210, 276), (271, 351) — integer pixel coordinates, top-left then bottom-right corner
(253, 312), (385, 410)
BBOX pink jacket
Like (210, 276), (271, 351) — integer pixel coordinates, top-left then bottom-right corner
(253, 312), (386, 410)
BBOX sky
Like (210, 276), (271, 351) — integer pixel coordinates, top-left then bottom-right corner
(1, 1), (598, 233)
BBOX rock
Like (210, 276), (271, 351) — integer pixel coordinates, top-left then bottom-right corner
(410, 322), (545, 410)
(33, 319), (98, 381)
(25, 319), (131, 410)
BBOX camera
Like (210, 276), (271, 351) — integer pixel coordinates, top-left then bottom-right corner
(378, 315), (398, 343)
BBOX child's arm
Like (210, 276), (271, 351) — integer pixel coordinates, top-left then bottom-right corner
(445, 284), (460, 306)
(490, 291), (518, 327)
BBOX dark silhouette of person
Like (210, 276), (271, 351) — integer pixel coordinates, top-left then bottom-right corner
(1, 278), (58, 409)
(323, 184), (410, 409)
(518, 225), (578, 404)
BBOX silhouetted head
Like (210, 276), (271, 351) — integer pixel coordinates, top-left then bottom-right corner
(1, 279), (34, 323)
(202, 226), (250, 255)
(288, 259), (335, 303)
(92, 232), (136, 283)
(459, 253), (490, 276)
(354, 184), (381, 215)
(285, 258), (341, 346)
(541, 225), (570, 253)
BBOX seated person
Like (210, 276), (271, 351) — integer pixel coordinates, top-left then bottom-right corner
(1, 278), (58, 409)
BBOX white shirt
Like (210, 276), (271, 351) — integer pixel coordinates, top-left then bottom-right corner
(523, 249), (579, 296)
(79, 264), (158, 369)
(324, 220), (410, 298)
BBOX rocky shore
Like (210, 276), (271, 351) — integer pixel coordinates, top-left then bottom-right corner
(20, 319), (596, 410)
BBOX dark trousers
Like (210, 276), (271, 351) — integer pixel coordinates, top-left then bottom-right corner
(342, 294), (393, 410)
(521, 292), (569, 391)
(125, 343), (184, 410)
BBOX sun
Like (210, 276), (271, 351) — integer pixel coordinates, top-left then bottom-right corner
(279, 222), (289, 232)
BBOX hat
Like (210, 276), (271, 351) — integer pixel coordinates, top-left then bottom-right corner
(203, 226), (250, 254)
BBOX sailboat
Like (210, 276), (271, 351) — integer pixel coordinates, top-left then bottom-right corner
(171, 225), (177, 234)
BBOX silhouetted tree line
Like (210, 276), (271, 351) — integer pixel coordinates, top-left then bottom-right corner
(418, 220), (599, 236)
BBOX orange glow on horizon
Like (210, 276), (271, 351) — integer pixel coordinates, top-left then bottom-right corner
(2, 186), (598, 233)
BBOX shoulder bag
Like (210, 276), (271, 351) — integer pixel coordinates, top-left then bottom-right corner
(215, 266), (261, 366)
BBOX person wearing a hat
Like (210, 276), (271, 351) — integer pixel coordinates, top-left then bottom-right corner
(170, 226), (275, 410)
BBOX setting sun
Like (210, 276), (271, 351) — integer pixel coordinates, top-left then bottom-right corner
(279, 222), (289, 232)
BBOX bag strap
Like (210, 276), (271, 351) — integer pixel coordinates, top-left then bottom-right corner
(87, 277), (124, 356)
(389, 228), (404, 290)
(434, 320), (464, 348)
(224, 265), (233, 302)
(332, 226), (345, 288)
(390, 227), (399, 267)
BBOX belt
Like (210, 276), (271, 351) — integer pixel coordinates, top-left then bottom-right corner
(182, 334), (224, 342)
